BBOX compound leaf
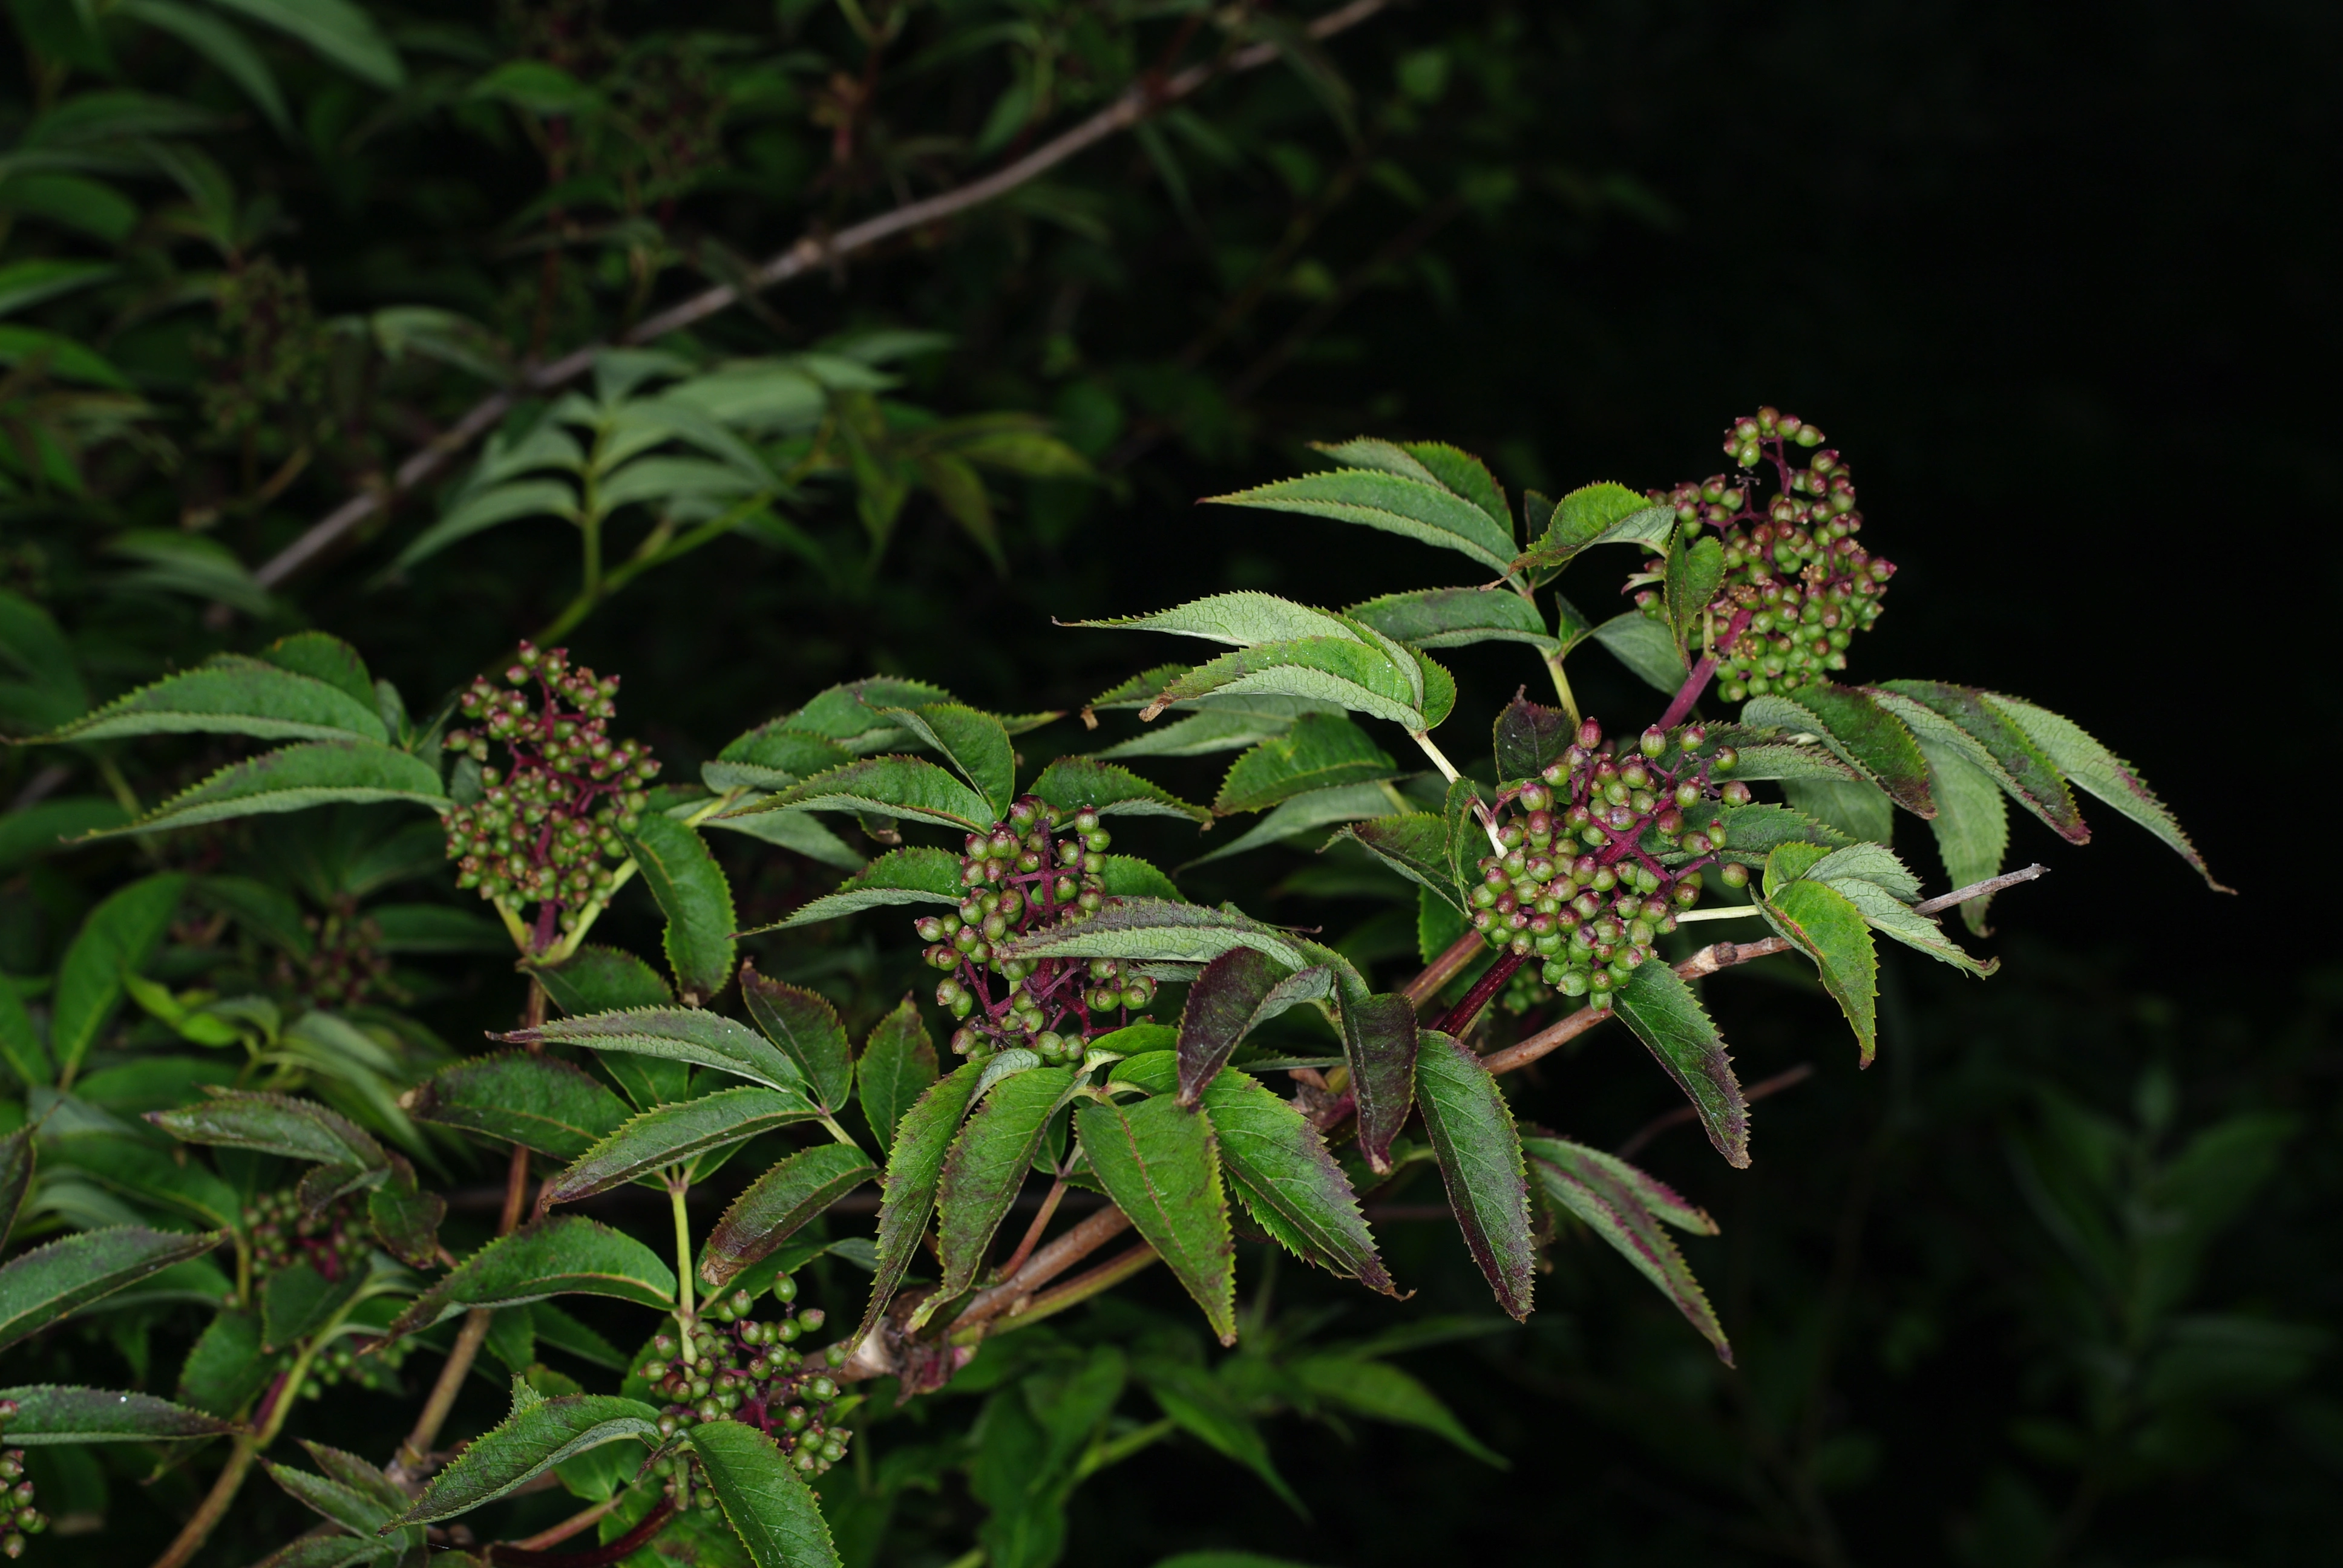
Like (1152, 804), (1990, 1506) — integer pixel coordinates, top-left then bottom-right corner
(1743, 685), (1934, 818)
(1176, 947), (1285, 1106)
(1345, 587), (1557, 652)
(93, 741), (445, 837)
(30, 656), (385, 745)
(881, 704), (1015, 820)
(998, 898), (1306, 971)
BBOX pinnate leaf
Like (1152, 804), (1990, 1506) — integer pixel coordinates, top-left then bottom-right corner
(1289, 1357), (1503, 1465)
(91, 740), (445, 837)
(1213, 714), (1394, 815)
(856, 999), (937, 1157)
(1667, 534), (1726, 650)
(1743, 684), (1935, 817)
(698, 1142), (876, 1291)
(395, 1387), (662, 1526)
(508, 1007), (807, 1093)
(726, 755), (993, 832)
(1524, 1135), (1730, 1363)
(686, 1416), (844, 1568)
(0, 1383), (239, 1443)
(30, 655), (386, 745)
(1144, 638), (1444, 732)
(0, 1129), (29, 1250)
(537, 1086), (821, 1210)
(388, 1217), (675, 1337)
(1982, 690), (2222, 887)
(741, 965), (853, 1113)
(1078, 592), (1361, 649)
(1029, 756), (1211, 823)
(1611, 961), (1749, 1166)
(620, 814), (735, 1002)
(0, 1226), (224, 1351)
(1871, 681), (2083, 841)
(1412, 1032), (1535, 1321)
(1077, 1095), (1237, 1344)
(1183, 782), (1400, 869)
(702, 726), (854, 794)
(1590, 610), (1688, 693)
(1908, 739), (2010, 934)
(1342, 989), (1420, 1175)
(407, 1053), (629, 1160)
(1201, 1070), (1389, 1293)
(50, 872), (185, 1080)
(933, 1065), (1080, 1301)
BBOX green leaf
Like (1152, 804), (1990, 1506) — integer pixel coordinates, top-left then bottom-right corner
(775, 677), (961, 752)
(1510, 482), (1677, 580)
(253, 632), (374, 707)
(207, 0), (402, 87)
(1667, 534), (1726, 651)
(701, 805), (865, 869)
(0, 258), (115, 318)
(116, 0), (291, 135)
(0, 1383), (239, 1443)
(539, 1086), (822, 1209)
(1909, 740), (2010, 935)
(0, 799), (126, 880)
(50, 872), (186, 1082)
(686, 1416), (844, 1568)
(266, 1454), (407, 1543)
(45, 1132), (237, 1228)
(1183, 781), (1400, 869)
(1204, 468), (1518, 571)
(1028, 757), (1211, 824)
(1780, 777), (1894, 845)
(1176, 947), (1283, 1105)
(528, 946), (673, 1016)
(0, 1227), (224, 1351)
(1199, 1070), (1389, 1293)
(1076, 1096), (1237, 1344)
(94, 741), (445, 837)
(620, 814), (735, 1003)
(882, 704), (1015, 820)
(738, 966), (854, 1115)
(1801, 841), (1922, 901)
(1743, 685), (1935, 817)
(1138, 1358), (1302, 1513)
(1342, 988), (1420, 1175)
(0, 1128), (29, 1249)
(1870, 681), (2084, 841)
(366, 1155), (445, 1268)
(858, 1064), (980, 1340)
(698, 1143), (876, 1292)
(1289, 1357), (1504, 1465)
(856, 999), (937, 1158)
(150, 1088), (388, 1175)
(934, 1066), (1081, 1300)
(1093, 708), (1308, 760)
(1213, 714), (1395, 815)
(1492, 694), (1573, 782)
(997, 898), (1306, 970)
(1344, 587), (1557, 652)
(1822, 874), (1993, 978)
(263, 1259), (356, 1349)
(388, 1217), (675, 1338)
(1144, 638), (1446, 732)
(408, 1053), (630, 1161)
(0, 324), (129, 388)
(1758, 864), (1879, 1064)
(1611, 962), (1749, 1166)
(1590, 611), (1688, 693)
(396, 1390), (661, 1526)
(176, 1308), (272, 1417)
(1981, 691), (2221, 887)
(1395, 441), (1511, 535)
(1523, 1136), (1730, 1363)
(1412, 1031), (1535, 1320)
(1098, 855), (1185, 902)
(703, 727), (853, 794)
(509, 1007), (807, 1094)
(1334, 813), (1460, 912)
(743, 847), (963, 933)
(726, 756), (994, 832)
(31, 656), (386, 745)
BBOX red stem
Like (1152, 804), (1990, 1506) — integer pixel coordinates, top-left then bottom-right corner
(490, 1499), (676, 1567)
(1656, 607), (1753, 731)
(1434, 950), (1524, 1038)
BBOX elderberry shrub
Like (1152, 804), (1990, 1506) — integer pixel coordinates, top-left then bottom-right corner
(0, 1433), (45, 1559)
(1639, 406), (1896, 700)
(635, 1277), (854, 1488)
(916, 797), (1154, 1065)
(1472, 719), (1754, 1009)
(440, 642), (660, 936)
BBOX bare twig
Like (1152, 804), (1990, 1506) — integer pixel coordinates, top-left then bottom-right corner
(1480, 939), (1794, 1076)
(1912, 863), (2046, 915)
(1401, 930), (1486, 1007)
(251, 0), (1394, 593)
(1616, 1063), (1815, 1160)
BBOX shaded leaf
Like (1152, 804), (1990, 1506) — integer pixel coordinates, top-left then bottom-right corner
(0, 1382), (238, 1444)
(744, 847), (963, 933)
(0, 1129), (28, 1249)
(1199, 1070), (1388, 1292)
(1590, 610), (1687, 694)
(698, 1143), (877, 1291)
(621, 814), (735, 1002)
(395, 1388), (662, 1526)
(1184, 782), (1400, 869)
(366, 1154), (445, 1268)
(1213, 714), (1395, 815)
(151, 1088), (388, 1174)
(408, 1053), (630, 1161)
(1029, 756), (1211, 824)
(1345, 587), (1556, 652)
(207, 0), (405, 90)
(858, 1063), (980, 1340)
(263, 1259), (355, 1349)
(508, 1007), (807, 1094)
(1138, 1359), (1301, 1514)
(1334, 813), (1460, 912)
(1524, 1135), (1730, 1363)
(703, 727), (853, 795)
(740, 965), (853, 1114)
(539, 1087), (822, 1209)
(50, 872), (186, 1081)
(0, 1226), (223, 1351)
(1289, 1357), (1503, 1465)
(1342, 990), (1420, 1175)
(528, 946), (672, 1016)
(1492, 694), (1573, 782)
(388, 1217), (675, 1338)
(856, 999), (937, 1158)
(686, 1416), (844, 1568)
(1077, 1096), (1237, 1344)
(1176, 947), (1284, 1106)
(1611, 962), (1749, 1167)
(1412, 1031), (1535, 1320)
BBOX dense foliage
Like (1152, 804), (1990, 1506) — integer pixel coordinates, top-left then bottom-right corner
(0, 1), (2330, 1566)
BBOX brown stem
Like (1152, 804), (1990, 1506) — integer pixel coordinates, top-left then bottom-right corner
(248, 0), (1395, 593)
(989, 1243), (1161, 1336)
(502, 1493), (623, 1553)
(147, 1436), (255, 1568)
(1480, 939), (1794, 1077)
(1401, 930), (1486, 1008)
(1616, 1063), (1815, 1160)
(1912, 862), (2046, 915)
(954, 1205), (1134, 1336)
(490, 1498), (676, 1567)
(995, 1175), (1068, 1282)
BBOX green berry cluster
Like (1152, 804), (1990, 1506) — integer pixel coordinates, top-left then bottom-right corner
(1472, 719), (1754, 1008)
(916, 797), (1153, 1064)
(0, 1432), (45, 1560)
(442, 642), (659, 935)
(270, 897), (393, 1008)
(639, 1278), (853, 1480)
(243, 1186), (368, 1282)
(1639, 407), (1896, 701)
